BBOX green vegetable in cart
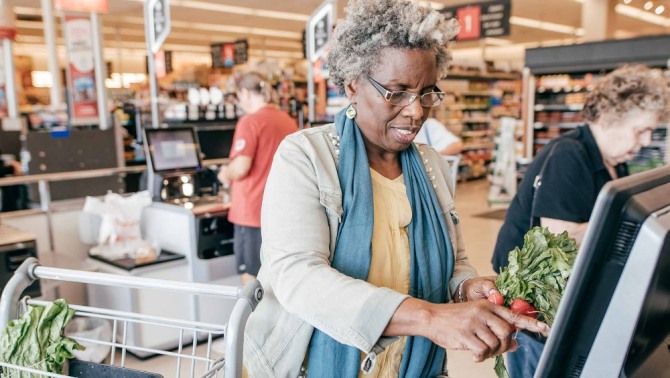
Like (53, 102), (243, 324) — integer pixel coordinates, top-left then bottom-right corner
(492, 227), (579, 378)
(0, 299), (84, 377)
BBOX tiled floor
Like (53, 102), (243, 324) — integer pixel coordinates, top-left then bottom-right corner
(120, 179), (504, 377)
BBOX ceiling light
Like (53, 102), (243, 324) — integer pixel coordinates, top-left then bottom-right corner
(655, 5), (665, 14)
(623, 0), (631, 3)
(644, 1), (654, 10)
(126, 0), (308, 22)
(615, 4), (670, 26)
(510, 16), (584, 36)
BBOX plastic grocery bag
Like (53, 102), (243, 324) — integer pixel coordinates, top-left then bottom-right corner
(82, 191), (156, 260)
(64, 318), (112, 364)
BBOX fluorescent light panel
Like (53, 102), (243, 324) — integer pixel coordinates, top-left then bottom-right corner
(126, 0), (309, 22)
(615, 4), (670, 27)
(510, 16), (584, 36)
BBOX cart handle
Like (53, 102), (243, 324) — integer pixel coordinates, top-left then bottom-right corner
(0, 258), (263, 328)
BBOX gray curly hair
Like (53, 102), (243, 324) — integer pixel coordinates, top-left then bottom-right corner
(328, 0), (459, 93)
(582, 65), (670, 126)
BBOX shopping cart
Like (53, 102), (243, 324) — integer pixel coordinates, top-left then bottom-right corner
(0, 257), (263, 378)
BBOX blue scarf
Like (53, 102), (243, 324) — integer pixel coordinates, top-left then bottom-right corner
(307, 107), (455, 377)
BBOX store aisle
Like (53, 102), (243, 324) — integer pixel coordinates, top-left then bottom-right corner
(121, 180), (505, 378)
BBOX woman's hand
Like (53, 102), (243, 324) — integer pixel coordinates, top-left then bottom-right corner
(425, 300), (548, 362)
(459, 276), (499, 302)
(385, 298), (549, 363)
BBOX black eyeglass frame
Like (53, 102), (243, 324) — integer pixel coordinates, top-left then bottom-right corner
(366, 76), (446, 107)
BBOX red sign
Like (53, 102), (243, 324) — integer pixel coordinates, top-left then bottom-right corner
(0, 27), (16, 40)
(55, 0), (108, 13)
(456, 6), (481, 40)
(222, 44), (235, 68)
(65, 15), (99, 124)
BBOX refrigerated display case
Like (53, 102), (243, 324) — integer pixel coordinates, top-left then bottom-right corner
(522, 35), (670, 172)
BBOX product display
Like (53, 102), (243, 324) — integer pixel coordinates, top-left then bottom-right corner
(527, 71), (669, 171)
(432, 72), (522, 181)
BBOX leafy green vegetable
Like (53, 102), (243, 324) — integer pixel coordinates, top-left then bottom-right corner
(496, 227), (577, 326)
(0, 299), (84, 377)
(492, 227), (578, 378)
(494, 355), (510, 378)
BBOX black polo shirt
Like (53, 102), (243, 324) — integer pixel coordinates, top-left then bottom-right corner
(491, 126), (628, 273)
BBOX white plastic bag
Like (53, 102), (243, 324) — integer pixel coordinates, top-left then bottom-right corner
(64, 318), (112, 363)
(82, 191), (155, 260)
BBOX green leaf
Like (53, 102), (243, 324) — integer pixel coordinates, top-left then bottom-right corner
(494, 355), (510, 378)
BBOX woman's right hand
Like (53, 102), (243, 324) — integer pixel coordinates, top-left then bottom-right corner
(385, 297), (549, 362)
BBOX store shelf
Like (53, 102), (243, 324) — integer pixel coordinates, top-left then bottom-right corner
(536, 87), (590, 94)
(534, 104), (584, 111)
(448, 71), (521, 81)
(533, 122), (583, 129)
(451, 105), (489, 110)
(461, 130), (493, 137)
(463, 143), (495, 151)
(447, 91), (492, 96)
(462, 118), (491, 123)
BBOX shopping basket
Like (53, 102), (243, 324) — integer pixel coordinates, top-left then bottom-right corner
(0, 258), (263, 378)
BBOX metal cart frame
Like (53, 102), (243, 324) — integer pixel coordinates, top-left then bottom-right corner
(0, 258), (263, 378)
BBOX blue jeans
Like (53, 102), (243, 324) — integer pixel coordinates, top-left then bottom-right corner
(506, 331), (545, 378)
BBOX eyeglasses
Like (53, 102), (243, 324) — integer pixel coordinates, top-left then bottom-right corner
(366, 76), (445, 108)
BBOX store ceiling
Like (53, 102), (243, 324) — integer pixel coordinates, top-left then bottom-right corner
(11, 0), (670, 62)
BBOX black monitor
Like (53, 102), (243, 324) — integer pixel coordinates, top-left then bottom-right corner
(144, 127), (203, 174)
(196, 127), (235, 160)
(535, 165), (670, 377)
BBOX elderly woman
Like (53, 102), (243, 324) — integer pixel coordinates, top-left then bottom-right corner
(492, 64), (670, 377)
(243, 0), (548, 376)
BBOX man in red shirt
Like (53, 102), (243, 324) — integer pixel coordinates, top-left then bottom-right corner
(218, 72), (297, 284)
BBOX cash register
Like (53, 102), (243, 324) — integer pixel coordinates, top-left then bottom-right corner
(87, 126), (237, 356)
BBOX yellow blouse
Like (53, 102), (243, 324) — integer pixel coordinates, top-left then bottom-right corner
(359, 169), (412, 378)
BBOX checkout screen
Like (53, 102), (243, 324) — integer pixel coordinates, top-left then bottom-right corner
(148, 129), (200, 172)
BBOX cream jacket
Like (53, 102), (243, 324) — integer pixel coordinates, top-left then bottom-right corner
(243, 124), (478, 378)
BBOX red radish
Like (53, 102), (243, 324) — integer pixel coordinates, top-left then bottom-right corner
(510, 298), (537, 318)
(487, 292), (504, 306)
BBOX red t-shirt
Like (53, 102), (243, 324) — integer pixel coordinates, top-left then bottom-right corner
(228, 105), (297, 227)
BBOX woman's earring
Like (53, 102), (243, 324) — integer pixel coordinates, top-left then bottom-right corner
(346, 105), (357, 119)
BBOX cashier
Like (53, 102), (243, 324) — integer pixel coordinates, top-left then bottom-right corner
(217, 72), (297, 284)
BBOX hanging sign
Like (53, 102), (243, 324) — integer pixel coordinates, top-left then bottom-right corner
(210, 40), (247, 68)
(147, 0), (170, 54)
(234, 39), (248, 65)
(55, 0), (108, 13)
(64, 15), (99, 124)
(440, 0), (510, 41)
(308, 2), (333, 63)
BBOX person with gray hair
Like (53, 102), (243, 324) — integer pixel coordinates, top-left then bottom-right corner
(243, 0), (548, 377)
(492, 64), (670, 377)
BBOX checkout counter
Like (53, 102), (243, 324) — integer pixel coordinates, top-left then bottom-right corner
(86, 126), (239, 356)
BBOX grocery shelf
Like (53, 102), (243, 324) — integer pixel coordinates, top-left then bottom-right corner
(450, 105), (489, 110)
(462, 118), (491, 123)
(534, 104), (584, 111)
(533, 122), (583, 129)
(463, 143), (495, 150)
(461, 130), (493, 137)
(447, 91), (492, 97)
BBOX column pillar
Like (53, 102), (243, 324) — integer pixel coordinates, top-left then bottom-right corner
(582, 0), (618, 41)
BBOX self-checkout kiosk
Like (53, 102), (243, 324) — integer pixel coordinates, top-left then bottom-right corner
(86, 126), (238, 356)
